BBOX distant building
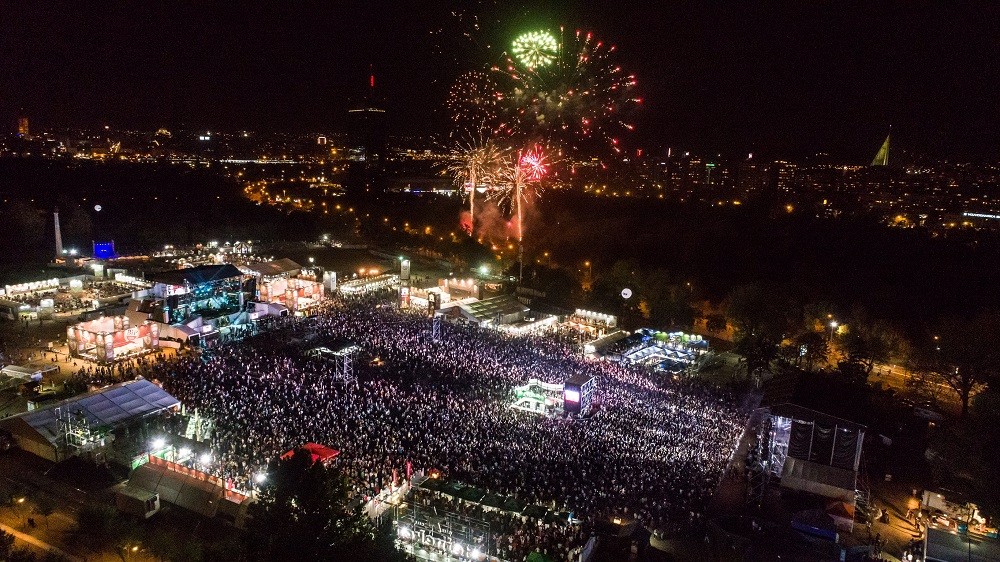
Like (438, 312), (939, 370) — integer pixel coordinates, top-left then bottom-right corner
(346, 70), (389, 197)
(771, 161), (798, 193)
(737, 158), (769, 195)
(684, 156), (708, 194)
(347, 107), (388, 164)
(17, 116), (29, 138)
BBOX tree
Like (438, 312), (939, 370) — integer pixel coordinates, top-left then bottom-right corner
(246, 449), (383, 561)
(202, 533), (248, 562)
(9, 549), (37, 562)
(0, 530), (15, 559)
(921, 312), (1000, 417)
(840, 307), (906, 383)
(34, 495), (55, 530)
(144, 528), (178, 562)
(903, 367), (948, 405)
(926, 388), (1000, 517)
(0, 199), (45, 253)
(726, 285), (789, 383)
(0, 531), (40, 562)
(705, 313), (727, 334)
(71, 505), (140, 562)
(639, 268), (694, 329)
(794, 331), (829, 372)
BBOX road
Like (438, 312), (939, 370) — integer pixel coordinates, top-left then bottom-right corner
(0, 450), (155, 561)
(867, 363), (962, 416)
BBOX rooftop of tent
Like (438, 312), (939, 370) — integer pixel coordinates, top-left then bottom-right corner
(770, 403), (866, 433)
(459, 294), (529, 323)
(0, 378), (180, 447)
(148, 264), (245, 286)
(244, 258), (302, 277)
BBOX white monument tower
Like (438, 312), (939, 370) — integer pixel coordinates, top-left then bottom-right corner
(54, 207), (64, 258)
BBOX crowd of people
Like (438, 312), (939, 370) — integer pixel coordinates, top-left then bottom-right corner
(121, 291), (749, 559)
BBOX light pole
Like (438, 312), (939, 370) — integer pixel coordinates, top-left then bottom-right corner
(829, 320), (838, 341)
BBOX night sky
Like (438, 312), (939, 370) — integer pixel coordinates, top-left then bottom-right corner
(3, 1), (998, 160)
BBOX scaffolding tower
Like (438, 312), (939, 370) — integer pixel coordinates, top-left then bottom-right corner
(394, 503), (491, 561)
(56, 406), (106, 457)
(432, 314), (442, 341)
(746, 410), (772, 509)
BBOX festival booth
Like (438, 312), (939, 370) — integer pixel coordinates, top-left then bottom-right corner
(605, 329), (709, 374)
(281, 442), (340, 465)
(67, 316), (159, 363)
(338, 273), (398, 295)
(511, 379), (565, 416)
(566, 309), (618, 337)
(258, 276), (324, 314)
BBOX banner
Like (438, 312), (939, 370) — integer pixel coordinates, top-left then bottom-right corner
(67, 327), (78, 355)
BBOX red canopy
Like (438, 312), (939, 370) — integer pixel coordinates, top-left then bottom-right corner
(281, 442), (340, 464)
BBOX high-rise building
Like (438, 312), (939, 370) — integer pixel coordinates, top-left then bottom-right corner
(685, 156), (704, 193)
(737, 157), (769, 195)
(348, 67), (388, 163)
(17, 116), (29, 138)
(771, 161), (798, 192)
(347, 107), (387, 163)
(346, 68), (389, 196)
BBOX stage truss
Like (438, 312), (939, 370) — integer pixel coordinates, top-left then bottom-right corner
(394, 503), (491, 561)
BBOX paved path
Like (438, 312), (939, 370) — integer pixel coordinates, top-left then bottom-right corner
(0, 521), (83, 561)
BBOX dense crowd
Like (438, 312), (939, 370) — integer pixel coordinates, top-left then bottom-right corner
(133, 293), (747, 559)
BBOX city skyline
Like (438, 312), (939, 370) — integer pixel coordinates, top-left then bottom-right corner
(3, 1), (999, 160)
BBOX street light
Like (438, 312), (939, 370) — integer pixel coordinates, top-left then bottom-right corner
(829, 320), (838, 341)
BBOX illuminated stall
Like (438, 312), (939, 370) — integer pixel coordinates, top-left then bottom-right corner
(67, 316), (159, 363)
(245, 259), (324, 314)
(258, 276), (324, 314)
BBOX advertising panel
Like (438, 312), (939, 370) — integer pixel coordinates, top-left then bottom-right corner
(67, 326), (78, 355)
(111, 324), (151, 348)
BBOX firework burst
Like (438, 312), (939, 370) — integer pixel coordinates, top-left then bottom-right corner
(495, 29), (640, 157)
(448, 137), (507, 233)
(487, 145), (550, 282)
(511, 30), (558, 69)
(489, 145), (550, 207)
(447, 71), (502, 133)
